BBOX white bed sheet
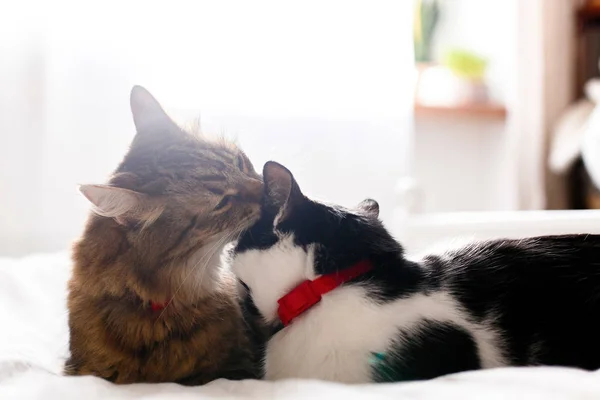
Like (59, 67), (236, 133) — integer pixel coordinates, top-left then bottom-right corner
(2, 252), (600, 399)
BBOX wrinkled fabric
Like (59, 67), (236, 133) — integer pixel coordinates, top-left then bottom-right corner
(1, 252), (600, 399)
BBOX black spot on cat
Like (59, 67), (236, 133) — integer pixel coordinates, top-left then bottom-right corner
(372, 320), (481, 382)
(436, 235), (600, 369)
(237, 280), (269, 376)
(234, 205), (279, 252)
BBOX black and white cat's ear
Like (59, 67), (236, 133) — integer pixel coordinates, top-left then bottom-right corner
(130, 85), (179, 136)
(79, 184), (163, 226)
(263, 161), (303, 223)
(357, 198), (379, 218)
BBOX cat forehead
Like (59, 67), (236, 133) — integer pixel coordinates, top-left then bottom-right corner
(179, 137), (241, 162)
(124, 136), (241, 170)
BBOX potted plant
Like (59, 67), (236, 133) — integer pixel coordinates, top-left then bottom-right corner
(442, 48), (489, 103)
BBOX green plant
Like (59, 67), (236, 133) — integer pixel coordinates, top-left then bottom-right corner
(414, 0), (440, 63)
(442, 48), (488, 80)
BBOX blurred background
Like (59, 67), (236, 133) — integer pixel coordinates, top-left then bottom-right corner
(1, 0), (599, 256)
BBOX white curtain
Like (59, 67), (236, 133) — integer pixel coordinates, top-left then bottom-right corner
(0, 1), (414, 256)
(511, 0), (577, 210)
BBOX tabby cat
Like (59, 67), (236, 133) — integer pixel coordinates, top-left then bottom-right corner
(232, 161), (600, 383)
(65, 86), (264, 384)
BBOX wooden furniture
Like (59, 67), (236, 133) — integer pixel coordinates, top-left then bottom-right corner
(576, 1), (600, 98)
(414, 102), (507, 120)
(413, 63), (507, 121)
(571, 1), (600, 208)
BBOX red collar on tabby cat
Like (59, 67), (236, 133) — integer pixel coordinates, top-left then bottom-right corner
(65, 86), (264, 384)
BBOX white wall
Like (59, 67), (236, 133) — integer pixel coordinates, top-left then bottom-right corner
(433, 0), (517, 104)
(0, 0), (414, 256)
(413, 114), (514, 213)
(412, 0), (518, 214)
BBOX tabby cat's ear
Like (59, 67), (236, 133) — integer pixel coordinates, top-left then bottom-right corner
(357, 198), (379, 218)
(263, 161), (304, 223)
(129, 85), (178, 135)
(79, 184), (163, 226)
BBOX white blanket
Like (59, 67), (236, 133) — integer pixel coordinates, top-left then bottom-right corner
(2, 252), (600, 399)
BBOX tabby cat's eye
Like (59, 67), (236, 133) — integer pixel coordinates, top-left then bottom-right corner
(214, 194), (234, 211)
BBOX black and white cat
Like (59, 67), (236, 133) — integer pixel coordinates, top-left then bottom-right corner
(231, 161), (600, 383)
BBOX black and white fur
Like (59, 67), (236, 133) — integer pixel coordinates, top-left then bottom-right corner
(232, 161), (600, 383)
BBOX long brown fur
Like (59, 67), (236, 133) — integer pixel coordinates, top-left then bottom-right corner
(65, 86), (264, 384)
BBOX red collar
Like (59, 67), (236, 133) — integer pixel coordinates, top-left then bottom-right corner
(277, 260), (374, 326)
(150, 301), (167, 312)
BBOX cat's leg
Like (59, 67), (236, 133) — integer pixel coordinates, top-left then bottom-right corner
(371, 320), (481, 382)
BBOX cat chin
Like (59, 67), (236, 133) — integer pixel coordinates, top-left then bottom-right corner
(232, 235), (315, 324)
